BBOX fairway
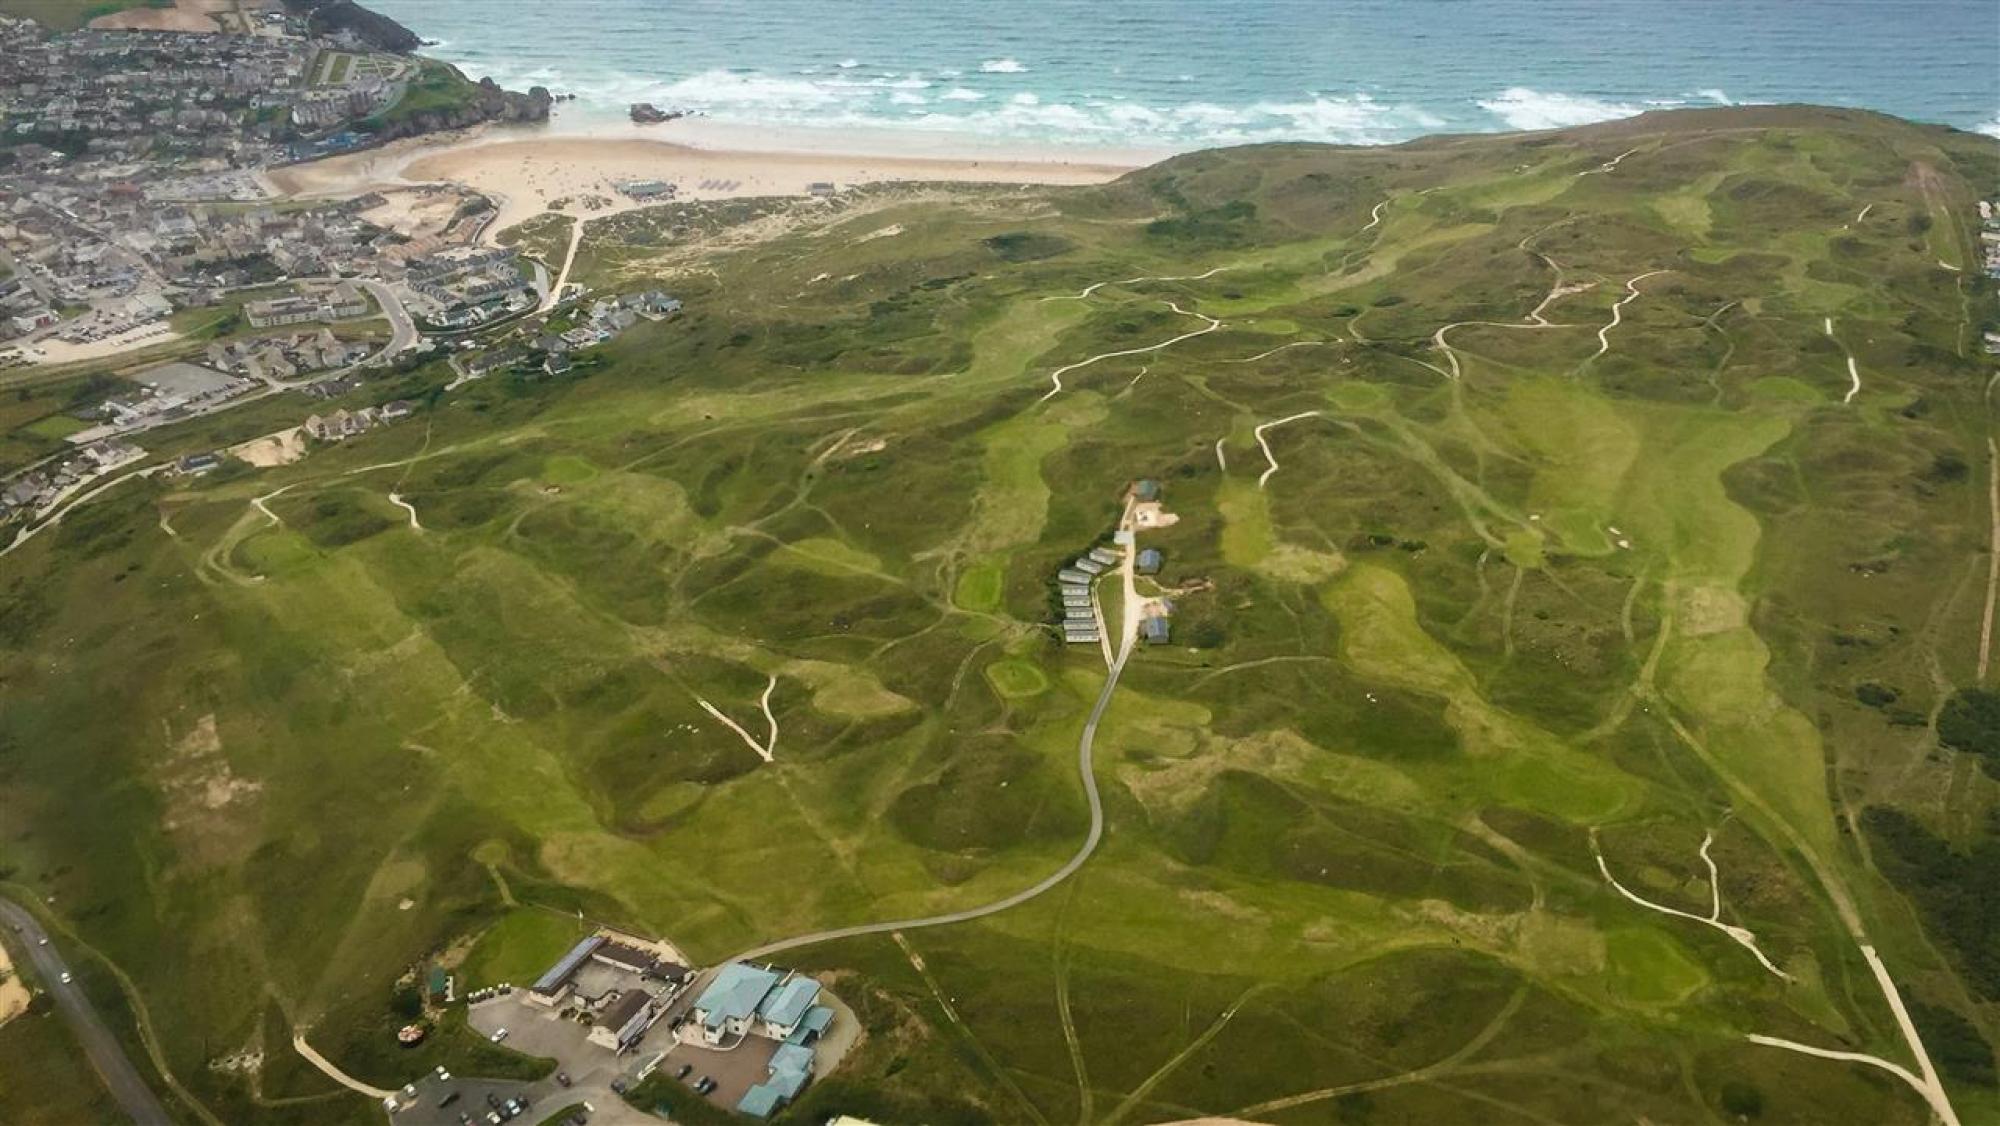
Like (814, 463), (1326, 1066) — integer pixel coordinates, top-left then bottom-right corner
(0, 105), (1996, 1125)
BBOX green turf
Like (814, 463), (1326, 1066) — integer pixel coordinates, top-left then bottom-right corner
(1, 105), (1997, 1124)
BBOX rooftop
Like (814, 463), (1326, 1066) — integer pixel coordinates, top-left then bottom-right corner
(596, 988), (652, 1030)
(532, 935), (604, 994)
(694, 962), (781, 1030)
(758, 976), (821, 1029)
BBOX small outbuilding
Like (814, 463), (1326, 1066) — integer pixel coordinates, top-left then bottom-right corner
(1136, 548), (1163, 574)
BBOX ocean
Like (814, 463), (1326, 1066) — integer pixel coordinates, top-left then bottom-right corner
(366, 0), (2000, 151)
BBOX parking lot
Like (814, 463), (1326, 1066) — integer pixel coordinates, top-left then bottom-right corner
(392, 960), (860, 1123)
(652, 1036), (779, 1111)
(386, 992), (661, 1126)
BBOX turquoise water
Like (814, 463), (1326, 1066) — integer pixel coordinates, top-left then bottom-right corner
(368, 0), (2000, 149)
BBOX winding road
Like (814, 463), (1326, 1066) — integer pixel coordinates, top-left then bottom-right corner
(1591, 269), (1670, 360)
(727, 506), (1144, 964)
(0, 897), (170, 1125)
(1038, 300), (1222, 402)
(1824, 316), (1863, 404)
(1253, 410), (1324, 489)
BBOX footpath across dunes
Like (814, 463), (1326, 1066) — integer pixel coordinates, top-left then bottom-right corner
(0, 106), (1997, 1124)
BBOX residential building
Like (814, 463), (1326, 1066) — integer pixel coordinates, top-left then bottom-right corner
(303, 407), (372, 441)
(587, 988), (662, 1052)
(245, 281), (366, 328)
(1136, 548), (1162, 574)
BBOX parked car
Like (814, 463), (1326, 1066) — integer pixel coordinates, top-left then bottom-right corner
(555, 1072), (572, 1087)
(490, 1027), (508, 1043)
(436, 1090), (460, 1109)
(58, 972), (71, 984)
(676, 1063), (692, 1080)
(610, 1079), (626, 1094)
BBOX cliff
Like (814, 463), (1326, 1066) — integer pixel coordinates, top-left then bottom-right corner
(285, 0), (421, 54)
(364, 73), (554, 141)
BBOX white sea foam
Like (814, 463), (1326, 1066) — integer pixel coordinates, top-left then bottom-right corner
(1696, 88), (1736, 105)
(889, 91), (927, 106)
(939, 87), (985, 102)
(1977, 114), (2000, 139)
(980, 57), (1028, 73)
(1477, 87), (1646, 130)
(836, 58), (860, 69)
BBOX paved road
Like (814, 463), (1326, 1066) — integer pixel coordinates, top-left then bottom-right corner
(0, 897), (170, 1125)
(350, 277), (421, 357)
(731, 645), (1121, 962)
(728, 505), (1141, 964)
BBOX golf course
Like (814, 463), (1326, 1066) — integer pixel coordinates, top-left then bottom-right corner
(1, 103), (1998, 1123)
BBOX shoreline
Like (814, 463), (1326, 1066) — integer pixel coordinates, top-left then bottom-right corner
(269, 116), (1160, 234)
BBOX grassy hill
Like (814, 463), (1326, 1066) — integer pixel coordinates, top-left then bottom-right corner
(2, 105), (1998, 1124)
(0, 0), (170, 31)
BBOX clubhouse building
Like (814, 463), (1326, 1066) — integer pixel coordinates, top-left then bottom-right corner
(682, 962), (838, 1117)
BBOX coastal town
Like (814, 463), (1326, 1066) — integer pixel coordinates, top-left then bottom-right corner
(0, 0), (552, 368)
(0, 0), (700, 534)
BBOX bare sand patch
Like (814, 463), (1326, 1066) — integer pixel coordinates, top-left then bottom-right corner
(230, 426), (308, 468)
(357, 186), (481, 241)
(0, 943), (29, 1030)
(1677, 583), (1747, 636)
(156, 713), (263, 867)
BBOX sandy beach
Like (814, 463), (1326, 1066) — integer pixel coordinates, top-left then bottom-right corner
(270, 121), (1156, 234)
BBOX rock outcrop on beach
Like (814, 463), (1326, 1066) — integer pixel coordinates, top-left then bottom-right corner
(367, 77), (554, 142)
(285, 0), (422, 54)
(630, 103), (684, 125)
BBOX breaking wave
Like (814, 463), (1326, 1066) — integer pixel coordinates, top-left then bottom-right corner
(1476, 88), (1646, 131)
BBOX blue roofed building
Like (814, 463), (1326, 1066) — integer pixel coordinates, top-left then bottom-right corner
(785, 1005), (834, 1046)
(757, 976), (821, 1039)
(1133, 478), (1160, 501)
(687, 962), (781, 1045)
(1136, 548), (1163, 574)
(737, 1086), (784, 1119)
(737, 1042), (817, 1118)
(1141, 615), (1171, 644)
